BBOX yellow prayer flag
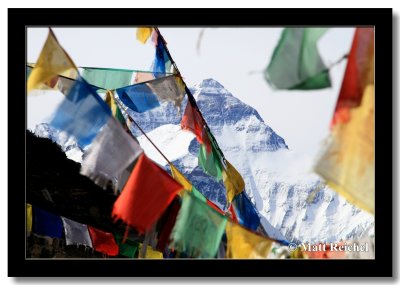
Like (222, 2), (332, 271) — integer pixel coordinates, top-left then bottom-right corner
(138, 243), (163, 259)
(170, 163), (192, 196)
(226, 221), (273, 259)
(28, 29), (77, 92)
(223, 160), (245, 203)
(27, 204), (32, 235)
(136, 27), (153, 44)
(315, 85), (374, 214)
(105, 90), (119, 117)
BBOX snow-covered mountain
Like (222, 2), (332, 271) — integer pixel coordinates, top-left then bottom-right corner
(130, 78), (374, 243)
(32, 78), (374, 244)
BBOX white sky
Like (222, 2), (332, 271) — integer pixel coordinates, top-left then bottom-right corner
(27, 27), (354, 161)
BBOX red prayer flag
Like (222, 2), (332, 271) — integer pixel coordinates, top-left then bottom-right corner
(87, 226), (119, 256)
(331, 28), (374, 127)
(112, 153), (183, 233)
(181, 100), (212, 153)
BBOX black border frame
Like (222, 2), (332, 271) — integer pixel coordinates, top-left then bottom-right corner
(8, 8), (393, 277)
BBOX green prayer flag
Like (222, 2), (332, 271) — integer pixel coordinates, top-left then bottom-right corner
(169, 192), (227, 258)
(198, 143), (223, 182)
(115, 235), (139, 258)
(264, 28), (331, 90)
(82, 68), (133, 90)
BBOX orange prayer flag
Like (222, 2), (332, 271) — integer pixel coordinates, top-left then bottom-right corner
(112, 154), (183, 233)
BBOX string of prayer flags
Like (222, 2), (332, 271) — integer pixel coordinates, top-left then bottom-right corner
(331, 28), (374, 127)
(28, 28), (77, 92)
(32, 207), (64, 239)
(49, 76), (112, 147)
(112, 153), (183, 233)
(105, 90), (126, 125)
(225, 221), (273, 259)
(27, 204), (32, 236)
(223, 160), (245, 203)
(80, 117), (143, 189)
(169, 192), (227, 258)
(152, 39), (172, 77)
(181, 99), (212, 152)
(136, 27), (154, 44)
(264, 28), (331, 90)
(87, 226), (119, 256)
(61, 217), (93, 247)
(138, 243), (163, 259)
(232, 192), (260, 231)
(82, 67), (134, 90)
(315, 28), (374, 214)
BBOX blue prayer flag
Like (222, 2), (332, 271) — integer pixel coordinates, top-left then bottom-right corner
(152, 41), (171, 78)
(116, 83), (160, 113)
(33, 207), (64, 238)
(232, 192), (260, 231)
(49, 76), (111, 147)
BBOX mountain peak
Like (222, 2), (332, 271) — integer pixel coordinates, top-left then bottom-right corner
(197, 78), (225, 89)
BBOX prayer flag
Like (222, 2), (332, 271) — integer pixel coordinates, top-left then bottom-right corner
(181, 99), (212, 152)
(87, 226), (119, 256)
(115, 235), (138, 258)
(232, 192), (260, 231)
(147, 75), (186, 111)
(116, 82), (160, 113)
(226, 221), (273, 259)
(138, 244), (163, 259)
(152, 40), (171, 77)
(223, 160), (245, 203)
(134, 71), (155, 83)
(82, 68), (133, 90)
(136, 27), (153, 44)
(112, 153), (183, 233)
(156, 197), (181, 252)
(80, 117), (142, 189)
(331, 28), (374, 126)
(169, 192), (227, 258)
(314, 85), (374, 213)
(198, 143), (223, 181)
(49, 76), (112, 147)
(28, 29), (76, 92)
(264, 28), (331, 90)
(32, 207), (63, 238)
(105, 90), (126, 125)
(61, 217), (93, 247)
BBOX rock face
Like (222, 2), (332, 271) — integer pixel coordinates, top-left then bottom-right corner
(35, 78), (374, 244)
